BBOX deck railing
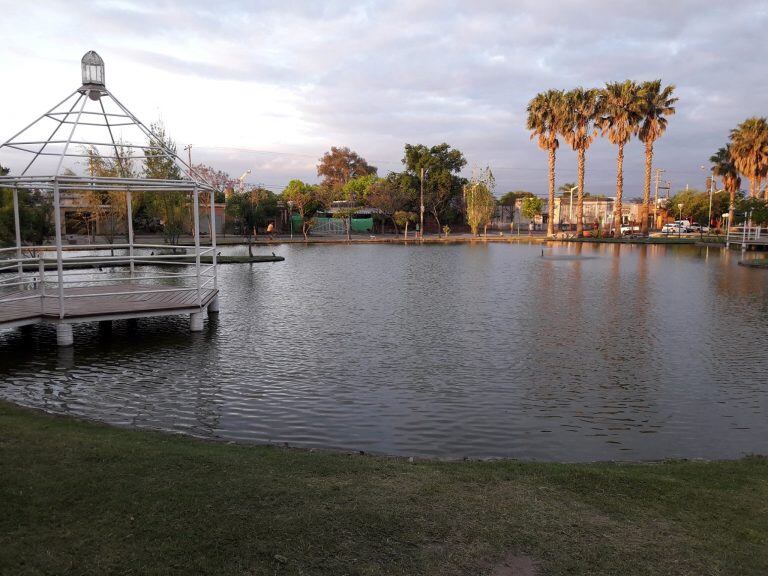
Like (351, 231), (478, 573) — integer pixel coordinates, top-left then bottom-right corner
(0, 242), (217, 319)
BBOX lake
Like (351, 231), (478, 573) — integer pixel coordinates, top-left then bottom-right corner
(1, 242), (767, 461)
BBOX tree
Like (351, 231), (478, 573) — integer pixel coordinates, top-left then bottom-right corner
(341, 174), (379, 205)
(402, 143), (467, 235)
(735, 197), (768, 225)
(664, 189), (711, 224)
(498, 190), (534, 205)
(710, 145), (742, 228)
(142, 121), (186, 246)
(282, 179), (319, 241)
(317, 147), (377, 192)
(637, 80), (677, 234)
(729, 117), (768, 198)
(333, 206), (357, 241)
(527, 90), (567, 238)
(393, 210), (417, 239)
(597, 81), (643, 235)
(520, 196), (544, 235)
(226, 187), (277, 257)
(83, 146), (131, 252)
(0, 188), (54, 248)
(562, 88), (601, 237)
(192, 163), (231, 234)
(366, 175), (413, 233)
(464, 167), (497, 236)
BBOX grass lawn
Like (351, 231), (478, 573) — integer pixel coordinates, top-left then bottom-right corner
(1, 401), (766, 575)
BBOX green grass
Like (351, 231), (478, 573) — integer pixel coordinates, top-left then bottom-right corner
(1, 401), (766, 575)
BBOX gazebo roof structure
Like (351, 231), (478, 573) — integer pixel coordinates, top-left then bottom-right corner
(0, 52), (220, 346)
(0, 50), (214, 193)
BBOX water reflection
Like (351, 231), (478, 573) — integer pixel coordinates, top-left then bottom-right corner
(1, 242), (767, 461)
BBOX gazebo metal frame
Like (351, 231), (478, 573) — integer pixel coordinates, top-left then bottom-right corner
(0, 52), (220, 342)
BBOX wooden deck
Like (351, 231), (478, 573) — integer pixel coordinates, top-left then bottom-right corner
(0, 284), (217, 327)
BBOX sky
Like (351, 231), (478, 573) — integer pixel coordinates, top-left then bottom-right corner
(0, 0), (766, 197)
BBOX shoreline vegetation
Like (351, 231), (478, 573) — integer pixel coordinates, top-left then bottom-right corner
(1, 401), (767, 575)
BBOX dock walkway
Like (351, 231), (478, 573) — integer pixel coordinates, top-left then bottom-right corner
(0, 284), (217, 327)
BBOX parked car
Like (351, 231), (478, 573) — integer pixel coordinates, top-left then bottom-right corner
(662, 222), (684, 234)
(620, 224), (640, 235)
(688, 223), (711, 233)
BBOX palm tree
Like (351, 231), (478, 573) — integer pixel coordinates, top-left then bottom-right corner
(638, 80), (677, 234)
(527, 90), (567, 237)
(562, 88), (600, 237)
(729, 117), (768, 198)
(597, 81), (642, 236)
(710, 145), (742, 228)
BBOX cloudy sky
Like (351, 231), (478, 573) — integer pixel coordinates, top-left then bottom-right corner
(1, 0), (766, 197)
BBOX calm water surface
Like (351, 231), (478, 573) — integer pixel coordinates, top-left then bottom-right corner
(1, 242), (767, 461)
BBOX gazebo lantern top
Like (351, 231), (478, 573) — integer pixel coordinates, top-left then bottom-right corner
(0, 51), (215, 192)
(81, 50), (105, 93)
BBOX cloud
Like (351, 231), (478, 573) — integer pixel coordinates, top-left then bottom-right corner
(0, 0), (766, 194)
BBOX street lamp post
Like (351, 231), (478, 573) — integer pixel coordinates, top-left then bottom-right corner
(567, 185), (578, 230)
(677, 203), (684, 238)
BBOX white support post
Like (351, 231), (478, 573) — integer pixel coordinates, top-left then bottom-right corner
(53, 179), (65, 318)
(126, 189), (134, 278)
(210, 190), (218, 291)
(193, 185), (201, 308)
(12, 188), (22, 279)
(56, 323), (73, 347)
(38, 256), (45, 312)
(190, 312), (203, 332)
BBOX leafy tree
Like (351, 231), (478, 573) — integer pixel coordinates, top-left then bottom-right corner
(282, 179), (320, 240)
(558, 182), (578, 198)
(333, 206), (357, 241)
(710, 145), (742, 226)
(637, 80), (677, 234)
(597, 80), (643, 235)
(520, 196), (544, 234)
(366, 175), (412, 233)
(498, 190), (534, 205)
(0, 188), (54, 248)
(317, 147), (377, 192)
(464, 167), (497, 236)
(735, 197), (768, 225)
(142, 121), (186, 246)
(192, 163), (231, 234)
(664, 189), (713, 225)
(527, 89), (567, 238)
(393, 210), (417, 239)
(562, 87), (601, 237)
(341, 174), (379, 204)
(83, 146), (131, 252)
(729, 117), (768, 198)
(226, 187), (277, 256)
(402, 143), (467, 234)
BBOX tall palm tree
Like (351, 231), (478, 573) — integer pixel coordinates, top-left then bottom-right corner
(710, 145), (742, 228)
(527, 89), (567, 237)
(597, 80), (643, 236)
(562, 88), (600, 237)
(729, 117), (768, 198)
(638, 80), (677, 234)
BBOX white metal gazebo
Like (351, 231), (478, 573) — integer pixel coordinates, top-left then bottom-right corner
(0, 51), (220, 345)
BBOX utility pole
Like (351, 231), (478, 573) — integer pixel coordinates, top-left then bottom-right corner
(184, 144), (193, 171)
(653, 168), (665, 231)
(419, 167), (426, 240)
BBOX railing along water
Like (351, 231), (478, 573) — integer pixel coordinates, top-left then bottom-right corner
(0, 242), (217, 321)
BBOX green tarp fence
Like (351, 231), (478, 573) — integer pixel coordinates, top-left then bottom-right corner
(291, 215), (374, 234)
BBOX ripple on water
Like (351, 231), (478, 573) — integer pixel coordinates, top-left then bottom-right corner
(1, 243), (768, 460)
